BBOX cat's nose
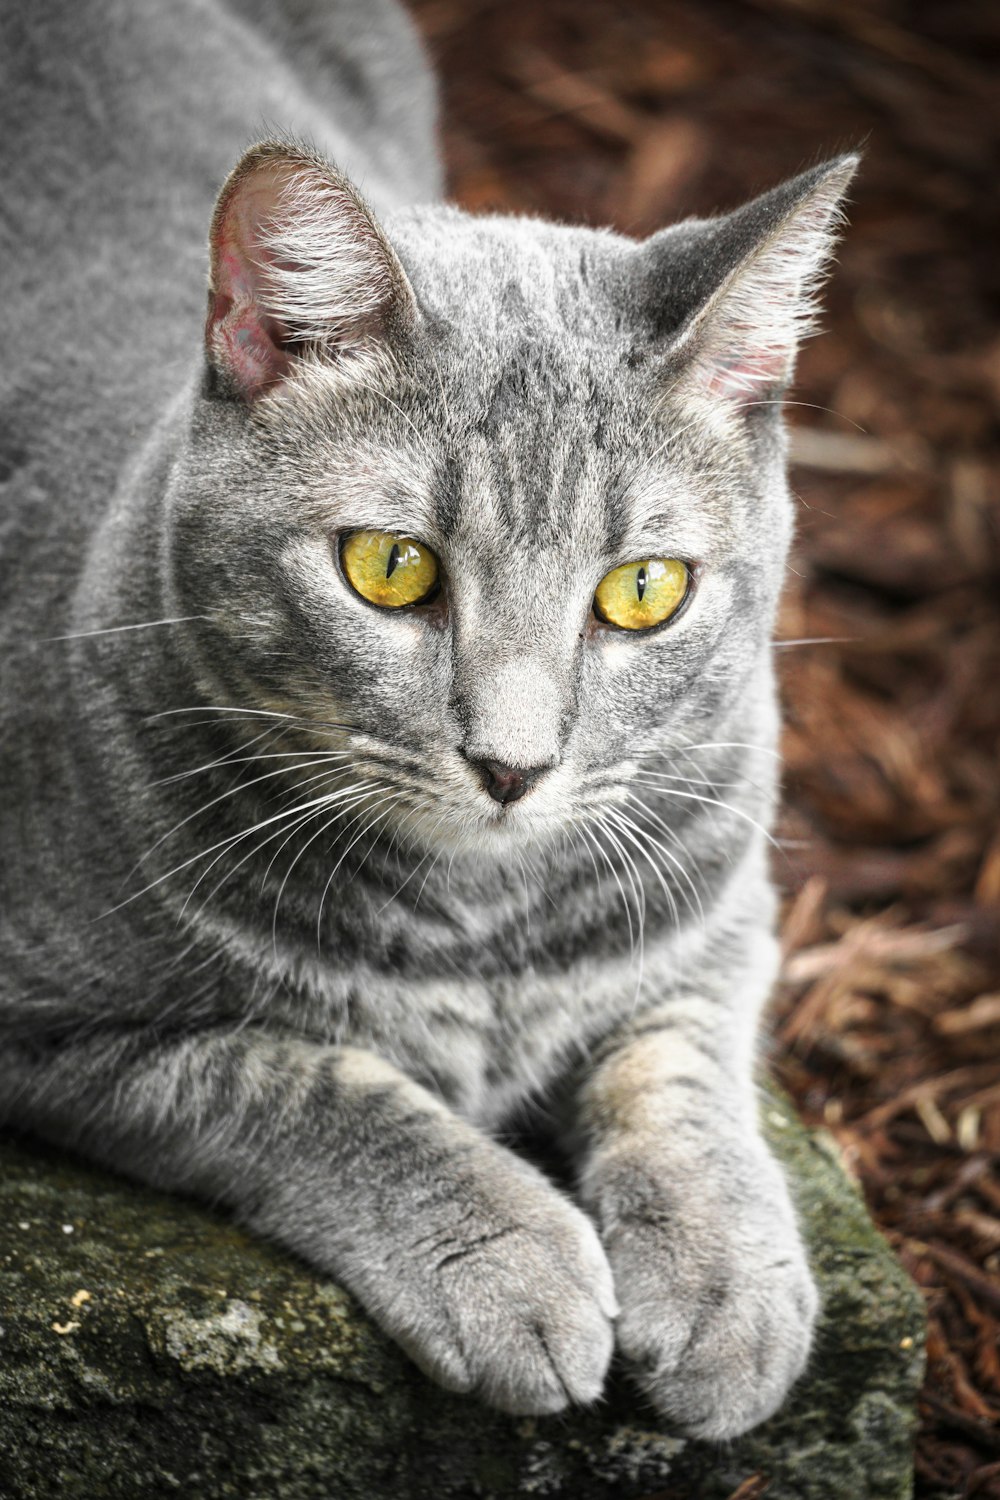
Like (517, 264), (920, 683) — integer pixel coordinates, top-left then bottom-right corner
(468, 758), (548, 805)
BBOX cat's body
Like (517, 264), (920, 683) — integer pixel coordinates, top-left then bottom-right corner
(1, 0), (854, 1437)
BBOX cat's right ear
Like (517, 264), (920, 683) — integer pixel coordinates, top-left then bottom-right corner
(205, 142), (417, 401)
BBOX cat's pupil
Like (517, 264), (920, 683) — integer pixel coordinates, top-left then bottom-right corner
(636, 566), (647, 602)
(386, 543), (401, 580)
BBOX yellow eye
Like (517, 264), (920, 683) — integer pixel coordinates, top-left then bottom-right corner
(593, 557), (690, 631)
(340, 531), (440, 609)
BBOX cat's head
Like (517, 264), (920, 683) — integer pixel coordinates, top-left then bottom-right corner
(169, 141), (856, 857)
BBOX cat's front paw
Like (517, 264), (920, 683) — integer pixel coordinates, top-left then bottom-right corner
(380, 1192), (618, 1416)
(604, 1160), (818, 1439)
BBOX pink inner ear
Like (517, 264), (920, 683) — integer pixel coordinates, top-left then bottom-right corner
(689, 211), (840, 408)
(207, 174), (296, 400)
(701, 342), (790, 403)
(207, 293), (292, 400)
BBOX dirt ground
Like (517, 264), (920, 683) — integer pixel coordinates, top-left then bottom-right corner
(408, 2), (1000, 1495)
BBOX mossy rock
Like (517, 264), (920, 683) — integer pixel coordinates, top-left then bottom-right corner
(0, 1094), (924, 1500)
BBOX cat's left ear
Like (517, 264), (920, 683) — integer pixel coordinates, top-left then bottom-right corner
(205, 141), (418, 401)
(645, 156), (858, 409)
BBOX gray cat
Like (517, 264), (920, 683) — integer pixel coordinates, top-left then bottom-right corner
(0, 0), (856, 1440)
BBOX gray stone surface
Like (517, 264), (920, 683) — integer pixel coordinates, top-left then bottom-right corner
(0, 1094), (924, 1500)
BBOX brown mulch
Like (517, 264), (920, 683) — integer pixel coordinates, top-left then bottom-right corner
(409, 2), (1000, 1496)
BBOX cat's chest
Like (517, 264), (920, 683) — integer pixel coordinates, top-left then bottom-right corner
(247, 928), (684, 1128)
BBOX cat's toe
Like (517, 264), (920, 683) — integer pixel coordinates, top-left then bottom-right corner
(477, 1287), (615, 1415)
(414, 1208), (616, 1415)
(457, 1216), (616, 1414)
(621, 1251), (818, 1439)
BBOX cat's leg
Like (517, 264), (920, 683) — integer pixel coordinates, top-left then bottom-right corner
(574, 928), (817, 1439)
(3, 1031), (615, 1413)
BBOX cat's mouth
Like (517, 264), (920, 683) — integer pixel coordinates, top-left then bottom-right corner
(326, 734), (565, 855)
(381, 769), (567, 858)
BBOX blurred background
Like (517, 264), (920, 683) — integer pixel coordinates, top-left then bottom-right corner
(408, 2), (1000, 1495)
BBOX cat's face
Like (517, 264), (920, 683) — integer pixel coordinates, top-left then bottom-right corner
(170, 146), (853, 857)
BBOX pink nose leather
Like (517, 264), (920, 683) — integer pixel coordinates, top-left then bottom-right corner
(472, 759), (545, 805)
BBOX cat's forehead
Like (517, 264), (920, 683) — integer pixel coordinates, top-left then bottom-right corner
(390, 208), (639, 342)
(276, 211), (759, 562)
(290, 372), (728, 569)
(392, 219), (662, 530)
(386, 212), (711, 493)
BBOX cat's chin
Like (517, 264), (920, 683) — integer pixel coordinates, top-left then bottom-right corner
(393, 799), (566, 861)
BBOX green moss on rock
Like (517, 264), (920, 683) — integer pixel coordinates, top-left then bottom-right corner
(0, 1093), (923, 1500)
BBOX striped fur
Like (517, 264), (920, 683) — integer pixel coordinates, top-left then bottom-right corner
(0, 0), (854, 1437)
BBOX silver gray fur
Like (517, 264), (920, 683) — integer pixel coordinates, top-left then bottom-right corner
(0, 0), (856, 1438)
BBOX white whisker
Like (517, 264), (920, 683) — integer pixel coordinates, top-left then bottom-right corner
(99, 789), (361, 920)
(629, 765), (750, 790)
(154, 743), (351, 788)
(616, 799), (706, 929)
(680, 740), (781, 759)
(411, 847), (444, 914)
(179, 775), (371, 920)
(132, 754), (356, 877)
(630, 775), (779, 850)
(578, 820), (632, 953)
(373, 845), (433, 918)
(263, 784), (378, 895)
(314, 793), (404, 952)
(274, 787), (387, 953)
(148, 704), (352, 736)
(773, 636), (851, 649)
(605, 807), (682, 938)
(41, 616), (210, 643)
(180, 791), (347, 920)
(595, 812), (646, 1002)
